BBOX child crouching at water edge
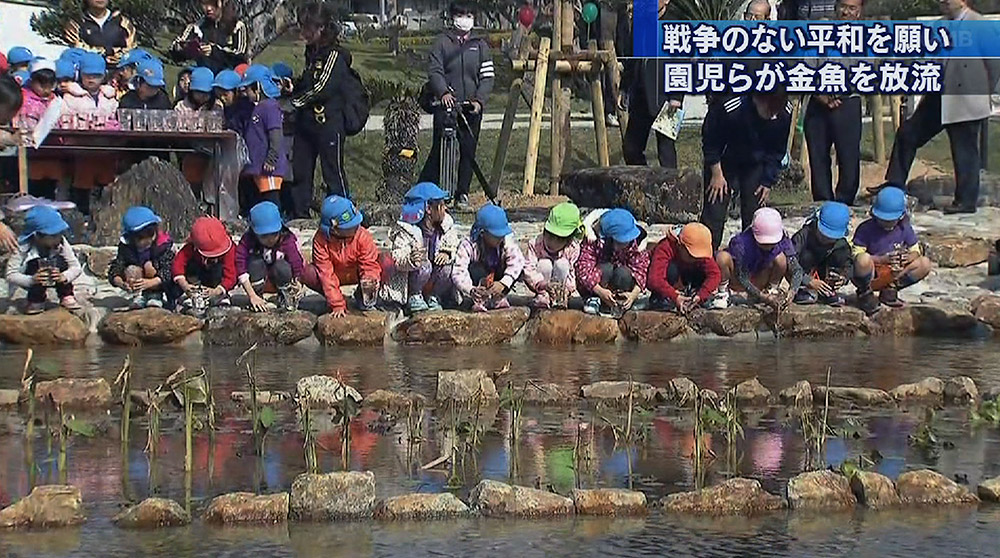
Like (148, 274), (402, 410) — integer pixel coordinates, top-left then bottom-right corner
(311, 196), (381, 317)
(648, 222), (721, 315)
(108, 207), (177, 310)
(237, 201), (314, 312)
(452, 204), (525, 312)
(6, 207), (83, 314)
(523, 202), (584, 309)
(382, 182), (458, 313)
(576, 208), (650, 316)
(173, 216), (237, 314)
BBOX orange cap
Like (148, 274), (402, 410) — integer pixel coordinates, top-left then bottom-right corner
(678, 222), (713, 259)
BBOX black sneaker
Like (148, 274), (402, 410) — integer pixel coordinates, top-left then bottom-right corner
(818, 292), (845, 307)
(857, 290), (880, 316)
(453, 194), (471, 212)
(793, 288), (817, 305)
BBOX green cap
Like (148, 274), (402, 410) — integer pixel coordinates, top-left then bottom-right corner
(544, 202), (583, 238)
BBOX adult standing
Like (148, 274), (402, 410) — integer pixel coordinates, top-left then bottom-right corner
(63, 0), (137, 67)
(883, 0), (1000, 214)
(418, 1), (495, 210)
(803, 0), (863, 205)
(170, 0), (248, 74)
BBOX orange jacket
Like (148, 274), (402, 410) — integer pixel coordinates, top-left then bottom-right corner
(312, 227), (381, 311)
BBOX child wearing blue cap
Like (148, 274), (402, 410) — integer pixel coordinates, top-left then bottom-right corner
(6, 207), (83, 314)
(7, 47), (33, 74)
(852, 185), (932, 308)
(310, 195), (382, 316)
(107, 206), (177, 309)
(791, 201), (878, 314)
(62, 52), (119, 122)
(452, 204), (525, 312)
(241, 65), (287, 207)
(55, 58), (77, 94)
(175, 67), (221, 113)
(17, 59), (66, 201)
(235, 201), (313, 312)
(118, 60), (172, 110)
(382, 182), (459, 313)
(576, 208), (650, 316)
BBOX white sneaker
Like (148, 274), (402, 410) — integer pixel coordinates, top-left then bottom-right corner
(706, 288), (730, 310)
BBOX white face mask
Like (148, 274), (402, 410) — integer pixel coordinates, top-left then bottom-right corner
(454, 15), (474, 32)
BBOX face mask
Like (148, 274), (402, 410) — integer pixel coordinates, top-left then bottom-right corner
(454, 15), (474, 32)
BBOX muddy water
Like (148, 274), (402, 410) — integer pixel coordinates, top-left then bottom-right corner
(1, 338), (1000, 557)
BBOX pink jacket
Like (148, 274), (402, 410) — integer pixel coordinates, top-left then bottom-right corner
(452, 235), (526, 296)
(61, 82), (120, 128)
(522, 233), (581, 292)
(18, 88), (57, 128)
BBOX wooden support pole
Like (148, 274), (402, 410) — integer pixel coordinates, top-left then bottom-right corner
(787, 97), (802, 157)
(550, 0), (564, 197)
(601, 39), (627, 147)
(17, 144), (28, 195)
(890, 95), (902, 132)
(512, 59), (597, 73)
(490, 39), (533, 193)
(588, 40), (610, 169)
(523, 37), (551, 196)
(561, 0), (574, 51)
(871, 94), (886, 164)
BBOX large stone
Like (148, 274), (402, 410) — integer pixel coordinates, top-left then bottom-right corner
(525, 310), (620, 345)
(944, 376), (979, 405)
(786, 470), (858, 511)
(468, 480), (574, 518)
(922, 234), (990, 268)
(436, 370), (499, 402)
(767, 305), (865, 338)
(689, 307), (763, 337)
(581, 381), (659, 405)
(778, 381), (813, 408)
(520, 382), (576, 406)
(812, 386), (893, 407)
(230, 391), (291, 406)
(98, 309), (202, 345)
(663, 376), (699, 405)
(393, 308), (530, 346)
(976, 477), (1000, 502)
(0, 389), (19, 408)
(364, 389), (425, 412)
(971, 294), (1000, 329)
(295, 376), (363, 410)
(203, 311), (317, 346)
(34, 378), (112, 409)
(203, 492), (289, 524)
(0, 310), (89, 346)
(560, 166), (702, 223)
(76, 245), (117, 279)
(619, 311), (689, 343)
(374, 493), (469, 520)
(849, 471), (901, 510)
(732, 378), (771, 406)
(90, 158), (200, 246)
(889, 377), (945, 405)
(896, 469), (979, 506)
(572, 489), (647, 516)
(0, 485), (85, 529)
(289, 471), (377, 521)
(905, 174), (955, 205)
(661, 478), (786, 516)
(112, 498), (190, 529)
(868, 304), (985, 337)
(315, 313), (386, 346)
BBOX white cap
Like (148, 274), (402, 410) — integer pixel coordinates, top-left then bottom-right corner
(30, 57), (56, 74)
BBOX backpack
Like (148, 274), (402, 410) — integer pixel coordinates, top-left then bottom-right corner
(341, 64), (370, 136)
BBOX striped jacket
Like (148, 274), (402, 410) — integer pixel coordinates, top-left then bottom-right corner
(63, 10), (137, 67)
(290, 43), (354, 130)
(427, 30), (494, 105)
(170, 17), (248, 74)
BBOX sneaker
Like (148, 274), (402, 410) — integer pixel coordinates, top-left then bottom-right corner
(583, 297), (602, 315)
(857, 290), (880, 316)
(144, 293), (164, 309)
(26, 301), (45, 315)
(407, 294), (430, 314)
(278, 283), (303, 312)
(879, 288), (905, 308)
(705, 288), (730, 310)
(453, 194), (471, 212)
(793, 288), (817, 305)
(211, 294), (232, 307)
(129, 292), (147, 310)
(605, 113), (620, 128)
(492, 297), (511, 310)
(819, 292), (845, 307)
(530, 292), (551, 309)
(426, 296), (443, 311)
(472, 300), (488, 313)
(650, 295), (676, 312)
(60, 296), (82, 311)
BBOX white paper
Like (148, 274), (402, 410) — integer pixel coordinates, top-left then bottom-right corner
(652, 104), (684, 141)
(32, 97), (65, 148)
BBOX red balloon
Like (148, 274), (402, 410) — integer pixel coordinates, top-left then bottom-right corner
(518, 4), (536, 27)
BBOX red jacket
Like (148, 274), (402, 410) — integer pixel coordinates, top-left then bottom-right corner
(171, 243), (238, 291)
(312, 227), (381, 312)
(648, 233), (721, 303)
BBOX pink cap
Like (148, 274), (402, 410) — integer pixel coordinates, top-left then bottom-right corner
(752, 207), (784, 244)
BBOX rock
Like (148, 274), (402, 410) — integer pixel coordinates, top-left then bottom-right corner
(203, 492), (289, 524)
(97, 309), (202, 345)
(572, 489), (647, 516)
(971, 294), (1000, 329)
(436, 370), (499, 402)
(895, 469), (979, 506)
(393, 308), (530, 345)
(778, 381), (813, 408)
(560, 166), (702, 223)
(203, 311), (317, 346)
(295, 376), (363, 410)
(663, 376), (699, 405)
(521, 382), (576, 405)
(922, 234), (990, 268)
(91, 158), (200, 247)
(364, 389), (425, 412)
(581, 381), (659, 405)
(34, 378), (112, 409)
(661, 478), (785, 516)
(905, 174), (954, 205)
(468, 480), (574, 518)
(230, 391), (291, 406)
(374, 493), (469, 520)
(732, 378), (771, 406)
(786, 470), (857, 511)
(0, 310), (89, 346)
(0, 389), (19, 408)
(314, 313), (386, 346)
(112, 498), (190, 529)
(700, 388), (720, 404)
(525, 310), (620, 345)
(289, 471), (377, 521)
(889, 377), (945, 405)
(812, 386), (893, 407)
(0, 485), (85, 529)
(907, 304), (986, 337)
(689, 307), (763, 336)
(76, 245), (117, 279)
(619, 311), (689, 343)
(849, 471), (901, 510)
(944, 376), (979, 405)
(976, 477), (1000, 502)
(767, 305), (865, 338)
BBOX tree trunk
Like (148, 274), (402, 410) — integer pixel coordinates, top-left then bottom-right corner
(245, 0), (297, 58)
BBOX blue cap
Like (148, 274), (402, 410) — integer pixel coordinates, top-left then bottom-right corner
(7, 47), (33, 66)
(872, 185), (907, 221)
(59, 48), (88, 64)
(55, 59), (77, 80)
(816, 201), (850, 240)
(19, 206), (69, 243)
(472, 204), (513, 239)
(117, 48), (154, 68)
(599, 208), (641, 244)
(136, 59), (165, 87)
(249, 201), (283, 236)
(320, 196), (363, 235)
(79, 52), (106, 76)
(212, 69), (241, 91)
(400, 182), (449, 224)
(121, 206), (162, 235)
(271, 62), (294, 79)
(241, 64), (280, 98)
(189, 67), (214, 93)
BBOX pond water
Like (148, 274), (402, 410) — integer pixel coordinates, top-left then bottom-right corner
(1, 338), (1000, 558)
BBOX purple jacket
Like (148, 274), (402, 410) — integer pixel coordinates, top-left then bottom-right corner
(235, 229), (305, 282)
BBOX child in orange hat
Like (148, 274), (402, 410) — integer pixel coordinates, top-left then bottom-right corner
(648, 222), (721, 314)
(172, 216), (237, 314)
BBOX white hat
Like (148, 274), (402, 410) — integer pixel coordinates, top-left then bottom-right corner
(30, 57), (56, 74)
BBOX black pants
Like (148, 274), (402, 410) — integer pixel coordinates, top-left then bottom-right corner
(666, 261), (706, 293)
(598, 262), (636, 293)
(798, 247), (854, 281)
(886, 93), (983, 209)
(25, 256), (73, 303)
(184, 258), (224, 289)
(248, 258), (293, 290)
(622, 93), (677, 169)
(805, 96), (862, 205)
(469, 259), (506, 289)
(700, 159), (763, 251)
(290, 122), (349, 218)
(419, 108), (482, 199)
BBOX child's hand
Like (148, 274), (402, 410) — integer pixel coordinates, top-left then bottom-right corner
(810, 277), (835, 297)
(51, 270), (66, 284)
(32, 269), (50, 286)
(470, 286), (488, 301)
(594, 286), (617, 308)
(620, 289), (640, 311)
(901, 251), (918, 266)
(199, 43), (213, 56)
(127, 277), (144, 292)
(434, 252), (452, 267)
(409, 247), (427, 268)
(249, 294), (271, 313)
(263, 162), (276, 174)
(208, 286), (226, 298)
(676, 294), (696, 315)
(331, 308), (347, 318)
(487, 282), (505, 298)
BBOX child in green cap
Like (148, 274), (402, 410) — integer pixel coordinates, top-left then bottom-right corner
(523, 202), (583, 309)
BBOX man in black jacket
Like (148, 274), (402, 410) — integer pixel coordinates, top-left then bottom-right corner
(170, 0), (248, 74)
(63, 0), (136, 67)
